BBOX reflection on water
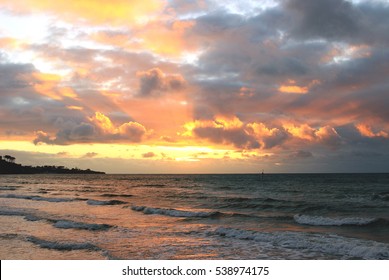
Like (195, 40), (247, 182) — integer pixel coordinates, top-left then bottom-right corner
(0, 174), (388, 259)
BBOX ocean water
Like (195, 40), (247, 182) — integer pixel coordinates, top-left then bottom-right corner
(0, 173), (388, 260)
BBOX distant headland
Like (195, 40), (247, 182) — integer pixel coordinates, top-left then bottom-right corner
(0, 155), (105, 174)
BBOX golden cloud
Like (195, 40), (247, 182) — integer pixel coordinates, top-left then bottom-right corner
(1, 0), (165, 25)
(31, 72), (79, 100)
(356, 124), (388, 138)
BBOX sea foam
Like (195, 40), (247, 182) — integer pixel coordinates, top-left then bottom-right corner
(131, 205), (218, 218)
(211, 227), (389, 260)
(293, 214), (378, 226)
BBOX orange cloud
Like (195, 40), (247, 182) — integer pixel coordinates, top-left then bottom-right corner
(283, 123), (316, 141)
(66, 105), (84, 111)
(0, 37), (26, 49)
(1, 0), (165, 25)
(278, 85), (308, 94)
(283, 122), (341, 147)
(278, 79), (320, 94)
(34, 112), (149, 145)
(89, 112), (115, 134)
(31, 72), (79, 100)
(356, 124), (388, 138)
(184, 117), (288, 150)
(137, 20), (196, 55)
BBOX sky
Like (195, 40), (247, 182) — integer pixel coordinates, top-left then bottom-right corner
(1, 0), (389, 173)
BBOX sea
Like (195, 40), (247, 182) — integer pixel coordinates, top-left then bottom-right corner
(0, 173), (388, 260)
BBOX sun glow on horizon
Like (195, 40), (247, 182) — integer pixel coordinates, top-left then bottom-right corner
(1, 0), (389, 173)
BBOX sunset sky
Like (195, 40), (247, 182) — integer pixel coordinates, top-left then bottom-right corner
(1, 0), (389, 173)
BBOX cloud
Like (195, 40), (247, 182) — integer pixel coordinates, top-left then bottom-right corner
(82, 152), (98, 158)
(2, 0), (389, 173)
(356, 123), (388, 138)
(289, 150), (313, 159)
(137, 68), (186, 97)
(186, 117), (291, 150)
(247, 122), (289, 149)
(315, 126), (342, 148)
(0, 0), (164, 25)
(33, 112), (148, 145)
(284, 123), (342, 148)
(285, 0), (360, 40)
(142, 152), (156, 158)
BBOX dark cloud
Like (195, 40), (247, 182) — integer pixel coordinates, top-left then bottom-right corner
(82, 152), (98, 158)
(285, 0), (361, 40)
(33, 122), (95, 145)
(261, 128), (289, 149)
(2, 0), (389, 173)
(193, 126), (260, 149)
(137, 68), (186, 97)
(192, 12), (245, 36)
(0, 63), (35, 89)
(33, 113), (148, 145)
(190, 119), (292, 150)
(142, 152), (155, 158)
(289, 150), (313, 159)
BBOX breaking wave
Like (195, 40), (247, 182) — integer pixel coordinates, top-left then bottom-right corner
(211, 227), (389, 260)
(53, 220), (112, 231)
(26, 236), (100, 251)
(0, 208), (27, 217)
(0, 207), (113, 231)
(293, 214), (380, 226)
(87, 199), (127, 205)
(100, 193), (133, 198)
(372, 192), (389, 201)
(0, 186), (20, 190)
(131, 205), (219, 218)
(0, 194), (75, 203)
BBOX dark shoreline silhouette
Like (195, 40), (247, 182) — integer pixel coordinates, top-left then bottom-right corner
(0, 155), (105, 174)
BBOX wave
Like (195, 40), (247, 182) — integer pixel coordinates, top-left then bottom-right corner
(372, 192), (389, 201)
(0, 207), (113, 231)
(143, 184), (166, 187)
(53, 220), (112, 231)
(0, 186), (20, 190)
(100, 193), (133, 198)
(210, 227), (389, 260)
(131, 205), (219, 218)
(0, 194), (75, 203)
(26, 236), (100, 251)
(293, 214), (379, 226)
(87, 199), (127, 205)
(0, 209), (27, 217)
(215, 196), (324, 212)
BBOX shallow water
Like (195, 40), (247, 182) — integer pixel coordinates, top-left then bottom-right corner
(0, 173), (388, 259)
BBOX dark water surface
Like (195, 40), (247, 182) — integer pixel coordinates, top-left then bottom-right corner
(1, 173), (388, 259)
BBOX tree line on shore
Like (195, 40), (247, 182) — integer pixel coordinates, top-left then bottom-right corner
(0, 155), (105, 174)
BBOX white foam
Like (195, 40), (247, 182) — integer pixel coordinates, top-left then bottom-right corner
(211, 227), (389, 260)
(131, 205), (217, 218)
(294, 214), (377, 226)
